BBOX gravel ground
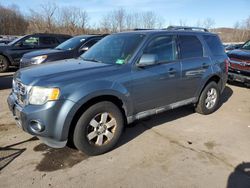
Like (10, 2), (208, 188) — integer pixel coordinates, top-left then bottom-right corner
(0, 72), (250, 188)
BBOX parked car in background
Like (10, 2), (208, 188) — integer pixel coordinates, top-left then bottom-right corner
(0, 33), (71, 72)
(20, 35), (106, 68)
(224, 43), (243, 53)
(0, 36), (18, 45)
(8, 27), (228, 155)
(227, 40), (250, 87)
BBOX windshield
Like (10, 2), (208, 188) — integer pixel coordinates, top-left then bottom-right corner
(242, 41), (250, 50)
(56, 37), (86, 50)
(81, 34), (145, 65)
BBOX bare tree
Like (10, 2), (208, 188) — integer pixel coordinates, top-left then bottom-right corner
(59, 7), (88, 35)
(141, 11), (163, 29)
(179, 19), (187, 26)
(0, 4), (28, 35)
(202, 18), (215, 29)
(27, 2), (58, 33)
(41, 2), (57, 32)
(100, 9), (164, 32)
(115, 8), (126, 32)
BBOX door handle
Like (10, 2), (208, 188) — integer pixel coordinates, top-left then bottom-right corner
(202, 63), (209, 68)
(168, 68), (177, 74)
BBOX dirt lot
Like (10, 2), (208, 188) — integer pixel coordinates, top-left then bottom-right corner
(0, 71), (250, 188)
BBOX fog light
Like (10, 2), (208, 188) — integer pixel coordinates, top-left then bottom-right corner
(30, 120), (45, 133)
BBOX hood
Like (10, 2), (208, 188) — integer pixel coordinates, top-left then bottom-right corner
(23, 49), (68, 58)
(0, 44), (11, 51)
(228, 49), (250, 60)
(14, 58), (125, 87)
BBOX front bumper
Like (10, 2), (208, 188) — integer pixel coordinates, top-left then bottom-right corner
(7, 93), (76, 148)
(228, 72), (250, 85)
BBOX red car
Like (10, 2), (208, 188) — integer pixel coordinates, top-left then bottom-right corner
(227, 40), (250, 87)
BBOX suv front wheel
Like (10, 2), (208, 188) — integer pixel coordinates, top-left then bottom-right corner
(195, 81), (220, 115)
(73, 101), (124, 155)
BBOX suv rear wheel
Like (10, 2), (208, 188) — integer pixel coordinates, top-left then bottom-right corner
(195, 81), (220, 115)
(0, 55), (9, 73)
(73, 101), (124, 155)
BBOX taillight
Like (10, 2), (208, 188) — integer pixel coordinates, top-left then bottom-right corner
(225, 58), (230, 73)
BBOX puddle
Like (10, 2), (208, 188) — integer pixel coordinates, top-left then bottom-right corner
(0, 123), (15, 131)
(34, 144), (88, 172)
(204, 141), (216, 150)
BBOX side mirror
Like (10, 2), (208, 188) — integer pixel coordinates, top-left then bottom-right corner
(80, 46), (89, 52)
(137, 54), (158, 67)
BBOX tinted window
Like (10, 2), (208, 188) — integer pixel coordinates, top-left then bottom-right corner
(179, 35), (203, 59)
(242, 40), (250, 50)
(83, 39), (100, 48)
(56, 37), (87, 50)
(144, 36), (177, 63)
(40, 37), (57, 46)
(203, 35), (224, 56)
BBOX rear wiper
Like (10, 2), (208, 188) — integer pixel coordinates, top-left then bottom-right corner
(81, 57), (102, 63)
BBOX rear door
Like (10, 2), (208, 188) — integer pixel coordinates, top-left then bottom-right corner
(203, 35), (228, 82)
(178, 34), (212, 100)
(131, 35), (182, 113)
(39, 36), (59, 49)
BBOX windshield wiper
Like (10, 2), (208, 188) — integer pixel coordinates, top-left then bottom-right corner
(81, 57), (102, 63)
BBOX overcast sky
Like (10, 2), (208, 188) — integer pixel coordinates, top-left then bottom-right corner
(1, 0), (250, 27)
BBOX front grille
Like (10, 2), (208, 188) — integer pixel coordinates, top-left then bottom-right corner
(229, 58), (250, 72)
(13, 79), (28, 106)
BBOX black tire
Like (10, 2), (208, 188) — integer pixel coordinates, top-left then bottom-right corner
(195, 81), (220, 115)
(73, 101), (124, 155)
(0, 55), (9, 73)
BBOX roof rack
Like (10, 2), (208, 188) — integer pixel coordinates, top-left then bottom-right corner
(165, 26), (209, 32)
(133, 28), (155, 31)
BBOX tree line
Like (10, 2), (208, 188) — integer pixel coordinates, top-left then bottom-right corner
(0, 3), (249, 42)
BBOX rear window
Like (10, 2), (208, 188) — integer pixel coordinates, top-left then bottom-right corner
(203, 35), (224, 56)
(179, 35), (203, 59)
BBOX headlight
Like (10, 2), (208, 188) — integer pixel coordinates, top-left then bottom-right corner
(31, 55), (47, 65)
(29, 86), (60, 105)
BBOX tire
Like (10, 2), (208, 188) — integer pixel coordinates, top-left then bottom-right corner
(0, 55), (9, 73)
(73, 101), (124, 155)
(195, 81), (220, 115)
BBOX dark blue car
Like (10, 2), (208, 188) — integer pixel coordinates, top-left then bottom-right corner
(20, 35), (106, 68)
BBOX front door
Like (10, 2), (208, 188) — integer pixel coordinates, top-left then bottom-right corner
(131, 35), (181, 113)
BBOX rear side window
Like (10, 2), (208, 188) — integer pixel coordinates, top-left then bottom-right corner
(40, 37), (58, 46)
(179, 35), (203, 59)
(203, 35), (224, 56)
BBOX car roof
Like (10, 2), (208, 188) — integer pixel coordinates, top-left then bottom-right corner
(116, 29), (217, 37)
(73, 35), (106, 39)
(31, 33), (72, 37)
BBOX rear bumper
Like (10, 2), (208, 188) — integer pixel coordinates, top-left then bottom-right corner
(228, 72), (250, 84)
